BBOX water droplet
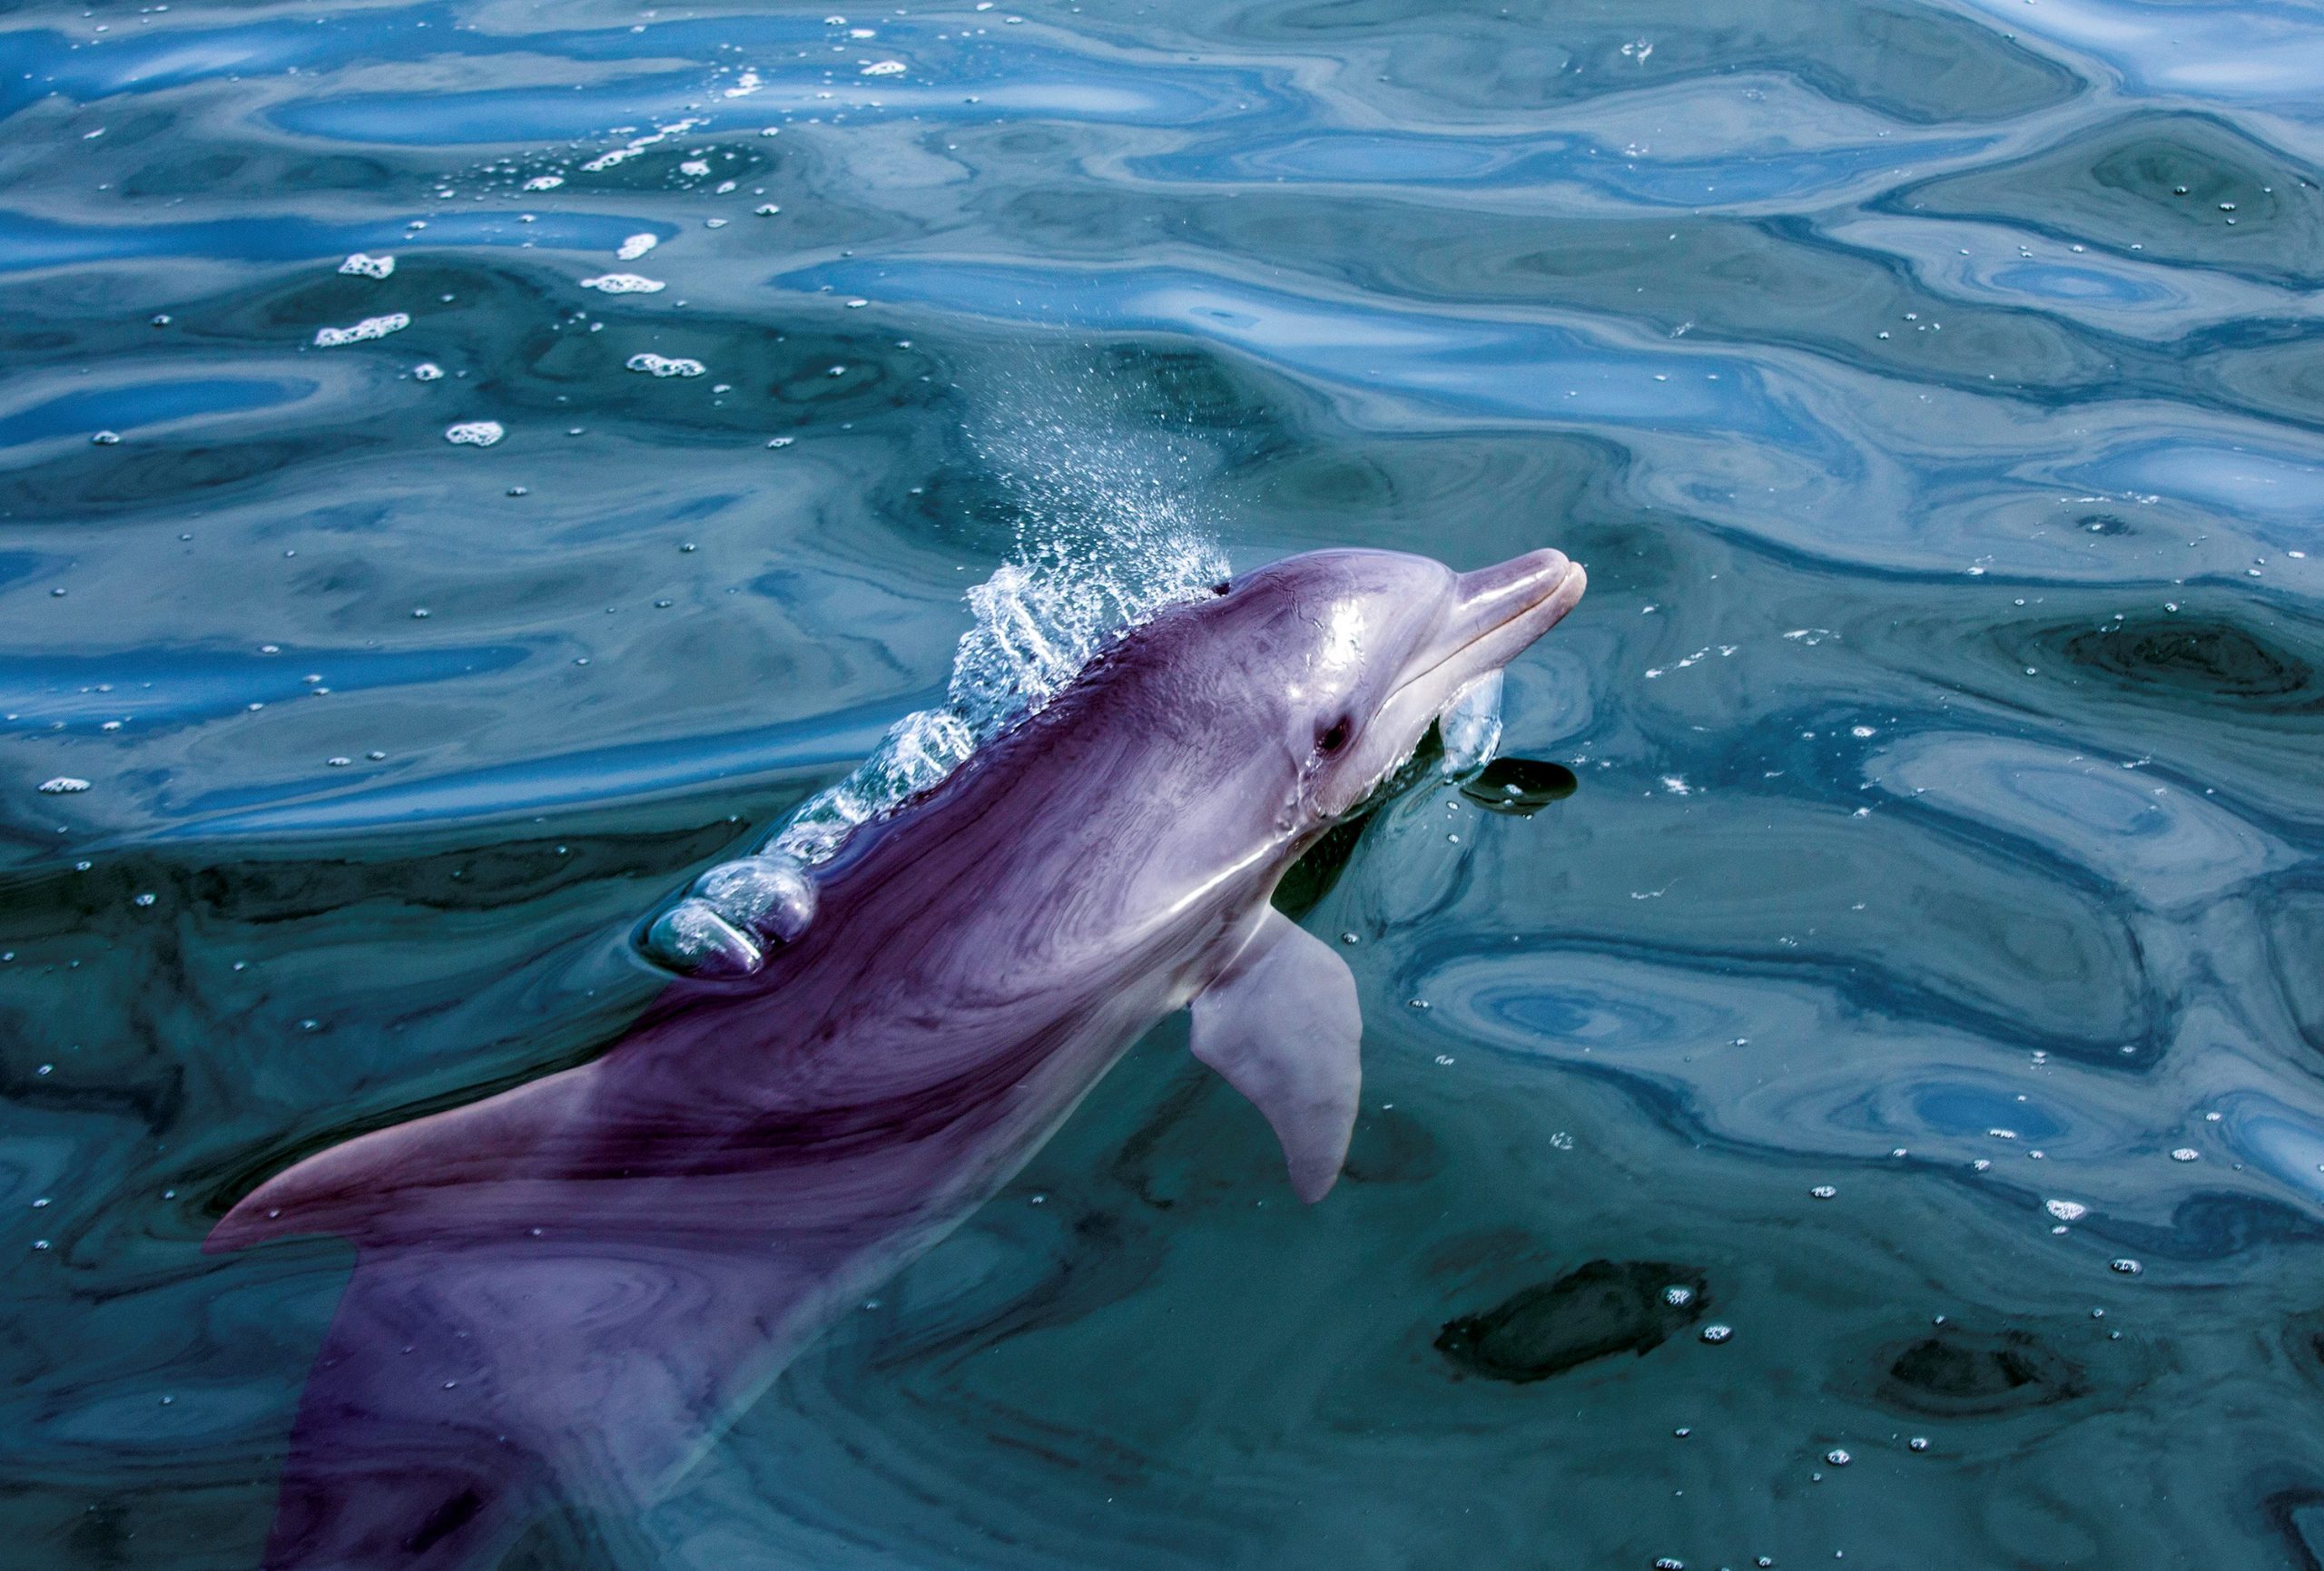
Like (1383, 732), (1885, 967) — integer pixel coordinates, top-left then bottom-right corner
(37, 778), (91, 794)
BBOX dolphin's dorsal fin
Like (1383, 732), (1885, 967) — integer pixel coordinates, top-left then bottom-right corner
(1190, 908), (1363, 1203)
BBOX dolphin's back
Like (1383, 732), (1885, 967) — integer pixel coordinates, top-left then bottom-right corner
(211, 620), (1261, 1255)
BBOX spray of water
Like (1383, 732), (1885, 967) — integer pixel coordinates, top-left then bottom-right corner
(773, 404), (1227, 863)
(643, 387), (1229, 975)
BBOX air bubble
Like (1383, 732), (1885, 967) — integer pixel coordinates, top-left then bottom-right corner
(642, 899), (762, 977)
(626, 354), (706, 378)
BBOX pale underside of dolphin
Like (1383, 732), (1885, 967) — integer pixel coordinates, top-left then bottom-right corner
(205, 545), (1587, 1570)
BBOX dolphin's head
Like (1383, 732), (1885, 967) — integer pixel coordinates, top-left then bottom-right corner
(1170, 546), (1586, 839)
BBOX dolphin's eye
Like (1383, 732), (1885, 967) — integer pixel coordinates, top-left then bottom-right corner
(1317, 717), (1352, 755)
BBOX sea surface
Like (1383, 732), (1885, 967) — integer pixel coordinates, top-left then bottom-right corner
(5, 0), (2324, 1566)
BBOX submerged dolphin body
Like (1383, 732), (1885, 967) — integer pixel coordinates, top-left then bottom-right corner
(208, 546), (1587, 1568)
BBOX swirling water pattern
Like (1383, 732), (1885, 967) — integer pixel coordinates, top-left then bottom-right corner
(3, 1), (2322, 1566)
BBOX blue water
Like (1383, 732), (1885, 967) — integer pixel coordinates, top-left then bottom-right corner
(5, 1), (2324, 1566)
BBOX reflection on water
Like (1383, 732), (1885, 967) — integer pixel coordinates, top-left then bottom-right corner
(2, 0), (2321, 1566)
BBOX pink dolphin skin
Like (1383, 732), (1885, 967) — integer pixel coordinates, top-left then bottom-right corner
(207, 546), (1586, 1569)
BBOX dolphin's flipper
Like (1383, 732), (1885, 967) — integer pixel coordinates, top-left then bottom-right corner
(1189, 909), (1363, 1203)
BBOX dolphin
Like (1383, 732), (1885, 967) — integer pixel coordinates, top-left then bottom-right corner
(206, 545), (1587, 1569)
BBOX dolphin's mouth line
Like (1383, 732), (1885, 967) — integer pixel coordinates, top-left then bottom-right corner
(1390, 561), (1583, 710)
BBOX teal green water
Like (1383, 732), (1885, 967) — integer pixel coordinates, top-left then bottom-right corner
(5, 1), (2324, 1566)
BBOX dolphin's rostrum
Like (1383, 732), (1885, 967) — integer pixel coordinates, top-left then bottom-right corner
(207, 545), (1587, 1569)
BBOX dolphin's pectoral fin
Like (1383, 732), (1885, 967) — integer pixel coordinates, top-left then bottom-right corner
(1189, 909), (1363, 1204)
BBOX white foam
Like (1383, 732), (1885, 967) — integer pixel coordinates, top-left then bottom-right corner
(765, 399), (1226, 868)
(522, 174), (565, 191)
(581, 273), (665, 294)
(616, 233), (659, 261)
(339, 252), (394, 279)
(313, 312), (410, 348)
(586, 119), (704, 174)
(444, 420), (505, 447)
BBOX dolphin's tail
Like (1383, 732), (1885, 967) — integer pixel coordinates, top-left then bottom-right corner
(251, 1233), (846, 1570)
(260, 1251), (551, 1571)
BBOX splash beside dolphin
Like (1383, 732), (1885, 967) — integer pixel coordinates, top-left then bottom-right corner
(206, 545), (1587, 1569)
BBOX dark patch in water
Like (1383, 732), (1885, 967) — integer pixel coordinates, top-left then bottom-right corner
(2265, 888), (2324, 1056)
(2053, 616), (2318, 707)
(1435, 1260), (1709, 1383)
(1876, 1329), (2084, 1417)
(1273, 806), (1379, 922)
(1340, 1101), (1441, 1186)
(1460, 756), (1579, 815)
(2260, 1487), (2324, 1571)
(2280, 1310), (2324, 1391)
(2097, 1192), (2324, 1262)
(1900, 110), (2324, 288)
